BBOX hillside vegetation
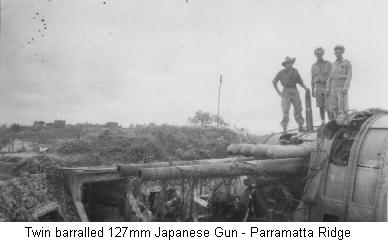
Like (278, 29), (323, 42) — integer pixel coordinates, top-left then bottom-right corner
(56, 124), (264, 163)
(0, 111), (267, 169)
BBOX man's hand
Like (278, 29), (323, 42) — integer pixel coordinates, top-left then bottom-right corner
(278, 91), (283, 97)
(342, 88), (348, 94)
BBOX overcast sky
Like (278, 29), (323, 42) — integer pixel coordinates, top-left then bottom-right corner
(1, 0), (388, 134)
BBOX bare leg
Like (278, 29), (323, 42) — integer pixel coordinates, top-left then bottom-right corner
(327, 111), (334, 120)
(319, 108), (325, 123)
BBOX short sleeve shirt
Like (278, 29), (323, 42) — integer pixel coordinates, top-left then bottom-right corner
(330, 59), (352, 88)
(274, 67), (303, 88)
(311, 60), (331, 85)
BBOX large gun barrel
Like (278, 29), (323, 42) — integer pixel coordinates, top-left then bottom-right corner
(117, 157), (253, 176)
(227, 143), (312, 158)
(137, 157), (306, 181)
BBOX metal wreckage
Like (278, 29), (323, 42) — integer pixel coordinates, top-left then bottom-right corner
(3, 91), (388, 222)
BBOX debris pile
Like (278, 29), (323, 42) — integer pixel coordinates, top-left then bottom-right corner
(0, 172), (75, 221)
(10, 156), (59, 176)
(128, 176), (246, 221)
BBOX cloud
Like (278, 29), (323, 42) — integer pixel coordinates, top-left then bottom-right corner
(1, 0), (388, 133)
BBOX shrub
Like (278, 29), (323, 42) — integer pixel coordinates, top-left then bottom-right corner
(57, 141), (93, 154)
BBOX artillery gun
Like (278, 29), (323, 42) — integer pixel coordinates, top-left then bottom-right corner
(114, 108), (388, 222)
(55, 96), (387, 222)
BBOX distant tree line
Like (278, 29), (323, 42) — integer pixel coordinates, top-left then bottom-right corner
(188, 110), (229, 128)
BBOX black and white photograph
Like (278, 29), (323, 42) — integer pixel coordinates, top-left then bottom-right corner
(0, 0), (387, 223)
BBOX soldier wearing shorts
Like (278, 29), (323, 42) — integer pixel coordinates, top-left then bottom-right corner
(326, 44), (352, 118)
(311, 47), (331, 124)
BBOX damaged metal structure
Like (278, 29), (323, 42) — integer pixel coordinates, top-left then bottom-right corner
(55, 107), (388, 222)
(12, 94), (385, 221)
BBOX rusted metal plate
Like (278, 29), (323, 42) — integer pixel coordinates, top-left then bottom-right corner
(357, 129), (388, 168)
(346, 204), (375, 221)
(298, 132), (317, 142)
(352, 167), (379, 206)
(324, 163), (347, 201)
(369, 115), (388, 128)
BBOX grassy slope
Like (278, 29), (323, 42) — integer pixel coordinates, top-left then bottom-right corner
(56, 124), (265, 162)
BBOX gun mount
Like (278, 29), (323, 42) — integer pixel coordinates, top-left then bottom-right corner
(36, 109), (388, 222)
(115, 109), (387, 222)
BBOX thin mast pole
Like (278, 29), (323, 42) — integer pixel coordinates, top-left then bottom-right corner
(217, 74), (222, 127)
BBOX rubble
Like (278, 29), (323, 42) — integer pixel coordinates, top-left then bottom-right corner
(0, 123), (293, 222)
(31, 201), (65, 221)
(0, 170), (79, 221)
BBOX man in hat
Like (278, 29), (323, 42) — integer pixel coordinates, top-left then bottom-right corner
(273, 57), (309, 133)
(311, 47), (332, 124)
(326, 44), (352, 117)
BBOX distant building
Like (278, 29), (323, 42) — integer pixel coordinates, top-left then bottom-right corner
(33, 121), (46, 129)
(46, 122), (55, 128)
(54, 120), (66, 128)
(105, 122), (119, 128)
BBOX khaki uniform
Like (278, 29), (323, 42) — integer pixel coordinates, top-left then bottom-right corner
(273, 67), (305, 129)
(327, 59), (352, 114)
(311, 60), (331, 109)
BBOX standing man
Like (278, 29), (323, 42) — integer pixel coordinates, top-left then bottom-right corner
(273, 57), (309, 133)
(311, 47), (331, 125)
(326, 44), (352, 118)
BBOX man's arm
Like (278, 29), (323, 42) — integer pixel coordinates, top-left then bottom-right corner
(326, 63), (333, 96)
(299, 81), (308, 90)
(296, 70), (308, 91)
(272, 73), (282, 97)
(325, 61), (332, 95)
(326, 77), (332, 96)
(344, 61), (352, 91)
(311, 65), (316, 97)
